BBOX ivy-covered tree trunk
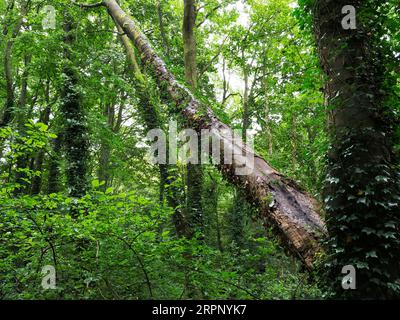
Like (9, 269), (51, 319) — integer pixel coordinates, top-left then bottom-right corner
(229, 190), (247, 248)
(204, 173), (223, 252)
(101, 0), (327, 269)
(183, 0), (204, 238)
(314, 0), (400, 298)
(61, 14), (89, 198)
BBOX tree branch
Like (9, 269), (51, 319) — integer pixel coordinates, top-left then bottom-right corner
(196, 4), (222, 28)
(198, 35), (228, 79)
(71, 1), (104, 9)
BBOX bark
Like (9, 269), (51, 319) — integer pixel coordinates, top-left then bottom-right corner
(221, 58), (228, 106)
(1, 1), (28, 127)
(47, 133), (62, 194)
(229, 190), (247, 248)
(183, 0), (204, 237)
(31, 114), (50, 194)
(32, 79), (53, 195)
(264, 101), (273, 157)
(205, 173), (223, 252)
(97, 102), (114, 191)
(314, 0), (400, 297)
(157, 0), (170, 57)
(61, 13), (89, 198)
(183, 0), (197, 88)
(241, 49), (250, 140)
(97, 0), (327, 269)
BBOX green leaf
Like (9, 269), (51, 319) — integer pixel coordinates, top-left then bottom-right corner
(91, 180), (100, 188)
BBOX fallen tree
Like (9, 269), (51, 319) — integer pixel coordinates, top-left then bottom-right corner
(76, 0), (327, 269)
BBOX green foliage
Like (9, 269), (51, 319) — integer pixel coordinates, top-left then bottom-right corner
(0, 0), (398, 301)
(0, 185), (320, 299)
(0, 121), (319, 300)
(0, 121), (56, 193)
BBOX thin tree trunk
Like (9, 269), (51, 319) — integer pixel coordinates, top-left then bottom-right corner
(97, 103), (114, 191)
(1, 1), (27, 127)
(183, 0), (197, 88)
(264, 102), (273, 158)
(183, 0), (204, 237)
(241, 49), (250, 141)
(14, 54), (32, 195)
(262, 45), (273, 158)
(47, 133), (62, 194)
(32, 79), (52, 195)
(157, 0), (170, 57)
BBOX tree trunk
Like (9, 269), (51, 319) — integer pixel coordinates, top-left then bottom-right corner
(14, 54), (32, 195)
(47, 133), (62, 194)
(183, 0), (204, 237)
(241, 49), (250, 140)
(61, 13), (89, 198)
(96, 0), (327, 269)
(183, 0), (198, 88)
(1, 1), (27, 127)
(314, 0), (400, 298)
(97, 102), (114, 191)
(157, 0), (170, 57)
(32, 79), (52, 195)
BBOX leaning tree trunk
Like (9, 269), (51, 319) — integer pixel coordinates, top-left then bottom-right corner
(314, 0), (400, 298)
(81, 0), (327, 269)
